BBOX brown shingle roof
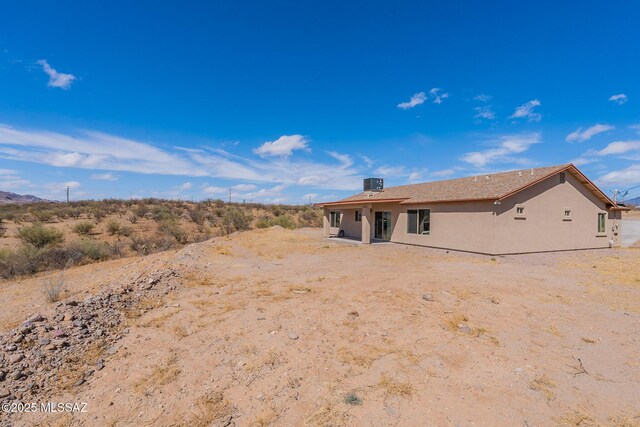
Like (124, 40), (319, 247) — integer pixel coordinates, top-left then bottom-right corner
(318, 164), (616, 207)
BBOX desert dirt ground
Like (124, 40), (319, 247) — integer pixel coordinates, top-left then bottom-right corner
(2, 227), (640, 426)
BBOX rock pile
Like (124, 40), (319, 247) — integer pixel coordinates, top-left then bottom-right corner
(0, 268), (180, 406)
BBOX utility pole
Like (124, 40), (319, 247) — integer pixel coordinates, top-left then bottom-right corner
(613, 189), (619, 204)
(66, 186), (70, 204)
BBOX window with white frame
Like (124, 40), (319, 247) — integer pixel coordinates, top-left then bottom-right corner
(407, 209), (430, 234)
(330, 211), (340, 228)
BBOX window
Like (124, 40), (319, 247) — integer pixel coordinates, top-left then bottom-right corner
(597, 213), (606, 234)
(514, 204), (526, 219)
(407, 209), (430, 234)
(330, 211), (340, 228)
(559, 172), (566, 184)
(563, 208), (572, 221)
(355, 211), (362, 222)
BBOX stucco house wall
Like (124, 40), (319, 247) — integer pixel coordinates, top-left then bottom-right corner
(492, 172), (618, 253)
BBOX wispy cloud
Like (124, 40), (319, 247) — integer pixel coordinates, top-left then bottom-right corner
(90, 173), (118, 181)
(253, 135), (309, 157)
(0, 124), (364, 191)
(608, 93), (628, 105)
(178, 182), (193, 191)
(398, 92), (426, 110)
(429, 88), (449, 104)
(508, 99), (542, 122)
(37, 59), (76, 90)
(374, 165), (406, 176)
(565, 124), (614, 143)
(473, 105), (496, 121)
(326, 151), (353, 167)
(474, 94), (492, 102)
(598, 164), (640, 186)
(461, 132), (541, 167)
(596, 140), (640, 156)
(431, 168), (456, 177)
(232, 183), (257, 191)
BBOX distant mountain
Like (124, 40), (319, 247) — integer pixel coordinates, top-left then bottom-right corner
(623, 195), (640, 207)
(0, 191), (50, 205)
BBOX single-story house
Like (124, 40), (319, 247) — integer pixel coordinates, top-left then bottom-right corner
(316, 164), (629, 255)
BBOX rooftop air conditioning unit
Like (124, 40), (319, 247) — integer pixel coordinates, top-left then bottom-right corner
(363, 178), (384, 192)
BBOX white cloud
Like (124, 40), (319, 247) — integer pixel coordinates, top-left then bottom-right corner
(474, 94), (492, 102)
(508, 100), (542, 122)
(609, 93), (628, 105)
(37, 59), (76, 90)
(91, 173), (117, 181)
(232, 183), (257, 191)
(397, 92), (426, 110)
(375, 165), (406, 176)
(431, 168), (456, 177)
(429, 88), (449, 104)
(565, 124), (615, 143)
(598, 164), (640, 186)
(359, 155), (374, 167)
(326, 151), (353, 167)
(179, 182), (193, 191)
(254, 135), (309, 157)
(474, 106), (496, 121)
(0, 124), (364, 192)
(408, 171), (424, 182)
(461, 133), (541, 167)
(202, 185), (226, 195)
(597, 140), (640, 156)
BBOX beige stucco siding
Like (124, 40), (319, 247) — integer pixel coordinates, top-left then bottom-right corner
(370, 202), (499, 253)
(493, 172), (616, 253)
(339, 209), (362, 238)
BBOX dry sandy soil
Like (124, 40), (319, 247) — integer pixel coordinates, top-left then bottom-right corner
(2, 227), (640, 426)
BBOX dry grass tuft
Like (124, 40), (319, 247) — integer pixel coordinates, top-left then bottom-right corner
(133, 354), (181, 394)
(545, 324), (563, 337)
(609, 414), (640, 427)
(188, 392), (233, 427)
(581, 337), (597, 344)
(530, 374), (556, 402)
(337, 345), (388, 368)
(253, 405), (283, 426)
(554, 406), (598, 426)
(290, 285), (312, 294)
(306, 399), (350, 427)
(376, 374), (414, 398)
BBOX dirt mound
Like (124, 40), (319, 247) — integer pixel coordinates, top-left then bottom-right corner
(0, 268), (180, 420)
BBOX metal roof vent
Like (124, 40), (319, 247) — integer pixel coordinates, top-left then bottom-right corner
(363, 178), (383, 192)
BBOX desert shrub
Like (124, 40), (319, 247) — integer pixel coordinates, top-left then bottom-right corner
(256, 215), (296, 229)
(157, 218), (188, 244)
(128, 214), (139, 224)
(151, 206), (177, 222)
(18, 223), (64, 248)
(69, 208), (82, 219)
(106, 219), (122, 236)
(66, 239), (112, 262)
(299, 209), (322, 227)
(188, 208), (206, 225)
(30, 209), (54, 223)
(221, 207), (253, 234)
(42, 275), (64, 303)
(73, 221), (95, 236)
(91, 208), (106, 223)
(130, 233), (178, 255)
(0, 219), (6, 237)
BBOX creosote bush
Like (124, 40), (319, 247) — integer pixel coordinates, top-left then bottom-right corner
(18, 223), (64, 248)
(73, 221), (95, 236)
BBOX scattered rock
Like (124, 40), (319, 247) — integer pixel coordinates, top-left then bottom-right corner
(10, 371), (23, 381)
(348, 311), (359, 318)
(491, 297), (500, 305)
(9, 354), (24, 363)
(24, 313), (44, 324)
(288, 331), (299, 340)
(0, 388), (10, 398)
(95, 329), (104, 337)
(74, 378), (85, 387)
(96, 361), (105, 371)
(5, 345), (17, 352)
(0, 371), (6, 382)
(12, 335), (24, 344)
(39, 338), (51, 346)
(457, 324), (472, 334)
(64, 312), (75, 322)
(422, 293), (434, 302)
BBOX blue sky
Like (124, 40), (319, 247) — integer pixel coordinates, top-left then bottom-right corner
(1, 1), (640, 203)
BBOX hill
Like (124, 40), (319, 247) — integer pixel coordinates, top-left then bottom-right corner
(0, 191), (49, 204)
